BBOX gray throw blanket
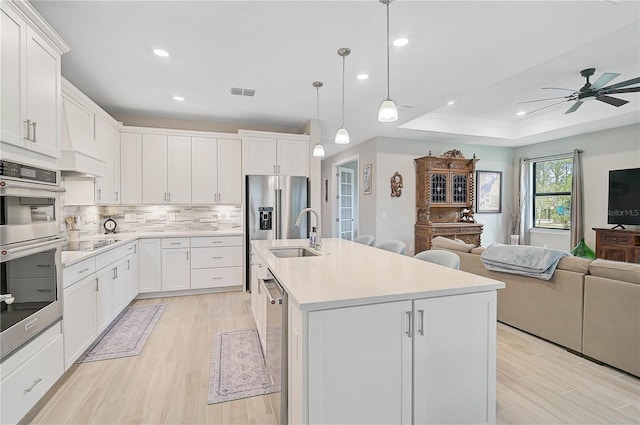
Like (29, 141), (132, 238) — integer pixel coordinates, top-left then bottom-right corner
(480, 243), (570, 280)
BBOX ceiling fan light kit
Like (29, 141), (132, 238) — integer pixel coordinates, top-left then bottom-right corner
(312, 81), (326, 157)
(522, 67), (640, 115)
(335, 47), (351, 145)
(378, 0), (398, 123)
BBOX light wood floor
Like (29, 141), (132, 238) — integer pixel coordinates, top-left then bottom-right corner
(23, 292), (639, 425)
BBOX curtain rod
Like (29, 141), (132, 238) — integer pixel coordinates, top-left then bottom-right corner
(522, 149), (583, 162)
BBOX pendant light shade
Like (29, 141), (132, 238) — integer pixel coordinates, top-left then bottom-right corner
(312, 81), (325, 157)
(335, 47), (351, 144)
(379, 0), (398, 123)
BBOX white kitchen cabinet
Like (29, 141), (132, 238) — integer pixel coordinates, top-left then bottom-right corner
(112, 257), (128, 316)
(161, 243), (190, 291)
(192, 137), (242, 205)
(95, 265), (115, 335)
(126, 241), (138, 302)
(0, 2), (68, 160)
(120, 132), (142, 204)
(190, 236), (243, 289)
(138, 238), (162, 293)
(62, 273), (96, 370)
(142, 134), (191, 204)
(294, 291), (497, 425)
(61, 94), (96, 158)
(250, 251), (269, 351)
(94, 116), (120, 204)
(241, 133), (309, 176)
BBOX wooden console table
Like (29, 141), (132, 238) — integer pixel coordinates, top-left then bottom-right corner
(593, 228), (640, 263)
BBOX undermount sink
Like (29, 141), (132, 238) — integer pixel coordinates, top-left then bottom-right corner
(269, 247), (320, 258)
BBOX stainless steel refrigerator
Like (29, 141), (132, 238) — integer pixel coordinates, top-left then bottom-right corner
(245, 175), (309, 287)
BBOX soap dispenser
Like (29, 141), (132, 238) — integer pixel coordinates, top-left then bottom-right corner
(309, 227), (317, 248)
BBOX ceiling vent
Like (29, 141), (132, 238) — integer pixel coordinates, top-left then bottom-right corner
(230, 87), (256, 97)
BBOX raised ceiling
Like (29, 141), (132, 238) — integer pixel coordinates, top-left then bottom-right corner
(32, 1), (640, 157)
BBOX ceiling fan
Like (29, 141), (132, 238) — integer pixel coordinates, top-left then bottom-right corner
(520, 68), (640, 114)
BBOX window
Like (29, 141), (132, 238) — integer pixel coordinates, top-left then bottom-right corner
(533, 157), (573, 229)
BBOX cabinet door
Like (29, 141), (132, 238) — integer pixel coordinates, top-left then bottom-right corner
(413, 291), (496, 425)
(307, 300), (412, 425)
(95, 266), (115, 334)
(120, 133), (142, 204)
(192, 137), (218, 204)
(138, 239), (161, 293)
(243, 136), (276, 175)
(113, 258), (128, 316)
(113, 130), (121, 204)
(62, 95), (96, 156)
(94, 116), (114, 204)
(128, 242), (139, 300)
(277, 138), (308, 176)
(217, 138), (242, 204)
(63, 273), (96, 369)
(1, 6), (25, 146)
(25, 26), (59, 158)
(167, 136), (191, 204)
(161, 248), (190, 291)
(142, 134), (168, 204)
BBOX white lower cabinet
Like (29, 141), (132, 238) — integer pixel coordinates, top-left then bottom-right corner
(138, 238), (162, 293)
(190, 236), (243, 289)
(294, 291), (497, 425)
(112, 257), (129, 315)
(95, 265), (116, 335)
(161, 248), (190, 291)
(62, 272), (96, 370)
(0, 323), (64, 425)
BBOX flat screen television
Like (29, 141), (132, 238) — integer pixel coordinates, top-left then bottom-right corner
(608, 167), (640, 227)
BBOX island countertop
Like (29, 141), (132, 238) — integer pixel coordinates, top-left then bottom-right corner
(251, 238), (505, 311)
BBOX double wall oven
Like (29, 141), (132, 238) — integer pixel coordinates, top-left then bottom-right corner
(1, 160), (66, 360)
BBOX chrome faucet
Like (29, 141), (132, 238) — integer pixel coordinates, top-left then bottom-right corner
(1, 294), (15, 305)
(295, 208), (321, 250)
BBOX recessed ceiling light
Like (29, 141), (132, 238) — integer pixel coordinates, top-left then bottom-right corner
(356, 73), (369, 80)
(153, 49), (169, 57)
(173, 95), (184, 101)
(447, 100), (455, 106)
(516, 111), (526, 116)
(393, 38), (409, 47)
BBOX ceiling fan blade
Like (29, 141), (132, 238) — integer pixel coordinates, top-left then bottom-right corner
(591, 72), (620, 90)
(596, 95), (629, 107)
(603, 87), (640, 95)
(526, 99), (570, 115)
(565, 101), (583, 114)
(602, 76), (640, 91)
(541, 87), (577, 92)
(517, 95), (570, 104)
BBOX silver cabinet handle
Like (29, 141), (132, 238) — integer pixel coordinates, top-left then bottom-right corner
(31, 121), (37, 143)
(405, 311), (412, 338)
(164, 193), (167, 202)
(170, 242), (181, 245)
(168, 192), (171, 202)
(95, 278), (99, 291)
(115, 192), (119, 201)
(273, 164), (276, 174)
(186, 251), (189, 260)
(113, 267), (118, 279)
(24, 119), (32, 141)
(278, 164), (280, 174)
(212, 256), (223, 259)
(211, 241), (222, 244)
(127, 259), (131, 270)
(212, 276), (223, 280)
(97, 189), (101, 200)
(418, 309), (424, 336)
(24, 378), (42, 393)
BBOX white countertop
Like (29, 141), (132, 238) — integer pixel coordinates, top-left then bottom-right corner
(251, 238), (505, 311)
(62, 230), (244, 266)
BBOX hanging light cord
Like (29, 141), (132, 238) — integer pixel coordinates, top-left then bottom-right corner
(386, 0), (390, 99)
(316, 86), (320, 120)
(341, 54), (346, 127)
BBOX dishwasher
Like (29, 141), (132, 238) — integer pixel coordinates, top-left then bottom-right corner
(263, 270), (288, 424)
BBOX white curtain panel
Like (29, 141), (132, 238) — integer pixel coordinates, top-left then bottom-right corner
(519, 158), (532, 245)
(570, 149), (584, 248)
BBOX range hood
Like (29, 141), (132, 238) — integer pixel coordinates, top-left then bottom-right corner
(59, 86), (105, 178)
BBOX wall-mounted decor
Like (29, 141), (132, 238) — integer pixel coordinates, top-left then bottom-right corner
(363, 164), (372, 195)
(390, 172), (403, 197)
(476, 170), (502, 213)
(325, 179), (328, 202)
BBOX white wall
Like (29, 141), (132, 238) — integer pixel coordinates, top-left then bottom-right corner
(514, 123), (640, 251)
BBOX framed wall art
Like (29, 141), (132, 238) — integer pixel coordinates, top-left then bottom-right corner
(476, 170), (502, 213)
(363, 164), (372, 195)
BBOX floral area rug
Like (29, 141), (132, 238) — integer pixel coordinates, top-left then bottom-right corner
(208, 328), (279, 404)
(77, 304), (166, 363)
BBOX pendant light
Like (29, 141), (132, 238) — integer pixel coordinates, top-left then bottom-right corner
(335, 47), (351, 144)
(312, 81), (325, 157)
(378, 0), (398, 122)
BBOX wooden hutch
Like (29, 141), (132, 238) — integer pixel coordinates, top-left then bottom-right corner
(414, 150), (483, 253)
(593, 228), (640, 263)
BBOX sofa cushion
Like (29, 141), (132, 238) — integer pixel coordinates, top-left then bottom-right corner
(557, 256), (593, 274)
(431, 236), (475, 252)
(471, 247), (485, 255)
(588, 259), (640, 285)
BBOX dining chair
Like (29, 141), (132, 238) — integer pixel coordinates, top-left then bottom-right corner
(376, 240), (406, 255)
(414, 250), (461, 269)
(354, 234), (375, 246)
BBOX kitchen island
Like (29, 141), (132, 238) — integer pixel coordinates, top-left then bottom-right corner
(251, 238), (505, 425)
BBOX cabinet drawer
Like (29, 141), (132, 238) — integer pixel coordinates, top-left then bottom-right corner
(6, 253), (55, 278)
(602, 234), (630, 245)
(63, 257), (96, 288)
(96, 243), (130, 271)
(191, 246), (242, 268)
(162, 238), (190, 248)
(191, 236), (242, 248)
(0, 332), (64, 425)
(191, 266), (242, 289)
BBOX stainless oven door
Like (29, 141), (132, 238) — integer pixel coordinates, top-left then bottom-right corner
(0, 180), (64, 245)
(0, 236), (65, 360)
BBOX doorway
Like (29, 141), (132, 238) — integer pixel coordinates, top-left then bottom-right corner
(332, 157), (359, 240)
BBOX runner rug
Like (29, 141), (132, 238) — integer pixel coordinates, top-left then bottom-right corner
(208, 328), (278, 404)
(77, 304), (166, 363)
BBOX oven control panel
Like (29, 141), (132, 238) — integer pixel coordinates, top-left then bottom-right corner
(0, 160), (57, 184)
